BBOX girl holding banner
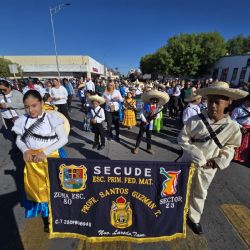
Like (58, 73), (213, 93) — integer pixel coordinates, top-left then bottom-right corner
(12, 90), (69, 232)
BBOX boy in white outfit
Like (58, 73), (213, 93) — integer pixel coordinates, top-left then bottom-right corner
(177, 81), (248, 234)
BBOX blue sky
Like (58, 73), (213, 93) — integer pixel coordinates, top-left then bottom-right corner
(0, 0), (250, 74)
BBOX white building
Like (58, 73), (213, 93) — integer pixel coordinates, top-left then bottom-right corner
(2, 55), (105, 79)
(212, 53), (250, 86)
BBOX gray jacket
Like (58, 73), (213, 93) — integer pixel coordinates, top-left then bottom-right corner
(0, 89), (25, 129)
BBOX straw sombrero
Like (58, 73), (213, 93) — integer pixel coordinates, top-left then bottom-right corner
(184, 89), (202, 102)
(45, 110), (70, 135)
(141, 90), (169, 106)
(158, 84), (166, 90)
(196, 81), (249, 100)
(87, 94), (106, 105)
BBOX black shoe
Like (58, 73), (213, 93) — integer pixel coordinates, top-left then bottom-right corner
(187, 217), (203, 235)
(92, 143), (99, 149)
(115, 137), (120, 143)
(98, 145), (105, 150)
(42, 217), (49, 233)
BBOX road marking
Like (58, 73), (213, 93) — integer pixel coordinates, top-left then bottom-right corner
(221, 204), (250, 248)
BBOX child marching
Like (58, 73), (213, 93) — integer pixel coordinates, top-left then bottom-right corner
(122, 92), (137, 129)
(12, 90), (69, 232)
(177, 81), (248, 234)
(231, 94), (250, 163)
(132, 90), (169, 155)
(88, 94), (106, 150)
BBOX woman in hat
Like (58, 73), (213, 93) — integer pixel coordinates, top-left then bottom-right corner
(12, 90), (69, 232)
(132, 90), (169, 155)
(231, 94), (250, 163)
(182, 89), (202, 125)
(88, 94), (106, 150)
(122, 92), (137, 129)
(177, 81), (248, 235)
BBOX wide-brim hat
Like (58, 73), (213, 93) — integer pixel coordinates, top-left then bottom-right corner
(184, 89), (202, 102)
(45, 110), (70, 135)
(158, 84), (166, 90)
(87, 94), (106, 105)
(78, 83), (85, 89)
(196, 81), (249, 100)
(141, 90), (169, 106)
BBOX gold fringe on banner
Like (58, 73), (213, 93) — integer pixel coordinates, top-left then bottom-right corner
(47, 163), (196, 243)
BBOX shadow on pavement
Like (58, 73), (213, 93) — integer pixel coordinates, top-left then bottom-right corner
(67, 142), (110, 160)
(0, 151), (25, 250)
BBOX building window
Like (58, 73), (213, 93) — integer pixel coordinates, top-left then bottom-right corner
(231, 68), (238, 82)
(239, 67), (247, 84)
(220, 68), (228, 81)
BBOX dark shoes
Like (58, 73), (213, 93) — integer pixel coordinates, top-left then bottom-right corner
(98, 145), (105, 150)
(187, 217), (203, 235)
(115, 137), (120, 143)
(92, 143), (99, 149)
(42, 217), (49, 233)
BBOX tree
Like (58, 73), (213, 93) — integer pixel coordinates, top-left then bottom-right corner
(196, 32), (227, 76)
(166, 33), (202, 77)
(227, 35), (250, 55)
(140, 49), (172, 78)
(0, 58), (12, 78)
(140, 32), (228, 78)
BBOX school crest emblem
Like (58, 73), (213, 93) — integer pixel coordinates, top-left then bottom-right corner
(160, 168), (181, 196)
(110, 196), (132, 229)
(59, 164), (87, 192)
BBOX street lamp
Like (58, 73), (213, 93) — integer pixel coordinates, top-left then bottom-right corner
(49, 3), (70, 79)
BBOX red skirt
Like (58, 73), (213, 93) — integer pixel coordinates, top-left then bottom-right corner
(234, 125), (250, 163)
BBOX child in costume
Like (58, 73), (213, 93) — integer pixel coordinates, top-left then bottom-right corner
(231, 94), (250, 163)
(132, 90), (169, 155)
(43, 93), (58, 111)
(182, 90), (201, 125)
(122, 92), (137, 129)
(88, 95), (106, 150)
(153, 109), (163, 132)
(177, 82), (248, 234)
(12, 90), (69, 232)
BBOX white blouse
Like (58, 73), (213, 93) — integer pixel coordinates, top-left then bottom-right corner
(12, 112), (68, 156)
(51, 86), (68, 105)
(103, 90), (123, 112)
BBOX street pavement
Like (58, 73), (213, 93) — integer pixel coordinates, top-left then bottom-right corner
(0, 98), (249, 250)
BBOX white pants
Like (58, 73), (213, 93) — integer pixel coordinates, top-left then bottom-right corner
(188, 167), (217, 223)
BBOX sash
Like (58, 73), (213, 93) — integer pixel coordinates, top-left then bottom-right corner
(92, 107), (102, 119)
(197, 113), (225, 149)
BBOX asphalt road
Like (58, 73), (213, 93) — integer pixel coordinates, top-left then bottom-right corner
(0, 98), (249, 250)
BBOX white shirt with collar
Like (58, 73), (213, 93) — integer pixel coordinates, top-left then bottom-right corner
(85, 81), (95, 92)
(91, 106), (105, 124)
(178, 111), (242, 169)
(182, 103), (201, 125)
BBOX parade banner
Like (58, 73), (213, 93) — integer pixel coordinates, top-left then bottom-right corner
(47, 158), (195, 243)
